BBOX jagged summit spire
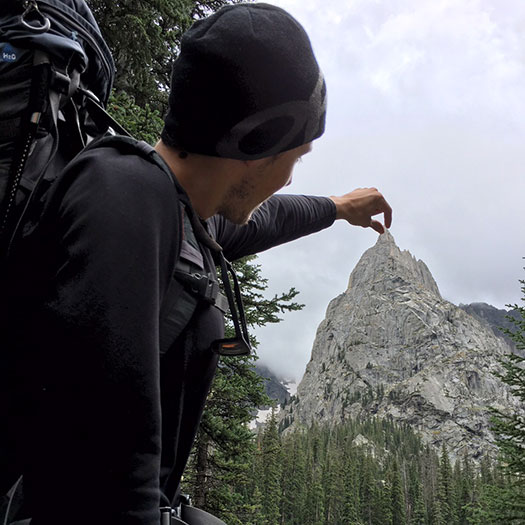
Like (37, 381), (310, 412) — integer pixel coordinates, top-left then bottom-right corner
(347, 230), (441, 298)
(376, 228), (396, 244)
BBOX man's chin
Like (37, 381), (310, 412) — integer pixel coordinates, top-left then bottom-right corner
(229, 211), (252, 226)
(218, 204), (260, 225)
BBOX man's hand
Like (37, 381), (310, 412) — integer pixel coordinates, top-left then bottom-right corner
(330, 188), (392, 234)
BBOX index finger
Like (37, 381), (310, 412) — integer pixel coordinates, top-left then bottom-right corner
(382, 198), (392, 229)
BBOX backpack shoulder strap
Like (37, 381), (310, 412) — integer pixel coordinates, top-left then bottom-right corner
(86, 136), (224, 255)
(84, 136), (228, 353)
(85, 136), (189, 348)
(83, 135), (174, 187)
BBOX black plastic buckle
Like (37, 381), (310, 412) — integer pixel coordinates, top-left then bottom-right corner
(174, 269), (228, 314)
(160, 506), (175, 525)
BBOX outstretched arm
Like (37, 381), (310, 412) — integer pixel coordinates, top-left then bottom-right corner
(209, 187), (392, 261)
(209, 194), (337, 261)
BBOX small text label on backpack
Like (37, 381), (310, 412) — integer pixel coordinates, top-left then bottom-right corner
(1, 44), (17, 63)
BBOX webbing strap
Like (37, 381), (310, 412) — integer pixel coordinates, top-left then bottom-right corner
(159, 211), (228, 354)
(159, 280), (197, 355)
(84, 95), (131, 137)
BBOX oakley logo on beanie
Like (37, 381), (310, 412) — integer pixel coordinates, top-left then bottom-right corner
(216, 71), (326, 158)
(161, 2), (327, 160)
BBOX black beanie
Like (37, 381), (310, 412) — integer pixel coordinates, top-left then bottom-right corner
(161, 3), (326, 160)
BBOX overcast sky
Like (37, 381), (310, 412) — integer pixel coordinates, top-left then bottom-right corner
(250, 0), (525, 382)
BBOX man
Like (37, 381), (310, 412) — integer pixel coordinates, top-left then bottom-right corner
(4, 3), (391, 524)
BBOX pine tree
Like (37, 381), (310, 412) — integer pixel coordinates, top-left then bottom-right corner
(260, 409), (282, 525)
(410, 479), (426, 525)
(249, 485), (265, 525)
(342, 450), (362, 525)
(309, 468), (325, 525)
(485, 273), (525, 523)
(323, 443), (345, 525)
(280, 434), (308, 525)
(420, 445), (439, 523)
(106, 91), (164, 145)
(431, 498), (444, 525)
(405, 460), (424, 525)
(303, 426), (326, 525)
(494, 277), (525, 484)
(359, 454), (375, 524)
(373, 479), (393, 525)
(455, 454), (476, 525)
(390, 457), (407, 525)
(450, 456), (465, 525)
(437, 444), (454, 524)
(86, 0), (245, 111)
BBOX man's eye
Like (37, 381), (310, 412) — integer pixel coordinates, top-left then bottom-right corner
(296, 157), (303, 164)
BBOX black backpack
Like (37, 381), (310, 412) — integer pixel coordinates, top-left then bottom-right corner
(0, 0), (126, 257)
(0, 3), (247, 522)
(0, 135), (240, 525)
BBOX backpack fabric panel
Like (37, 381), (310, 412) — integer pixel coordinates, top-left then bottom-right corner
(3, 145), (182, 524)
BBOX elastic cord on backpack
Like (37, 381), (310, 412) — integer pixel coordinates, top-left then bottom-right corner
(5, 94), (60, 259)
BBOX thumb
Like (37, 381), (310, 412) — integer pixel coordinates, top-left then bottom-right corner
(370, 220), (385, 234)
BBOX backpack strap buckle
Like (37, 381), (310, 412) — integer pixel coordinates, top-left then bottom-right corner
(51, 69), (71, 96)
(160, 506), (177, 525)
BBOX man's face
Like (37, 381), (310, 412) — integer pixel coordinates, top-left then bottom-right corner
(218, 142), (313, 225)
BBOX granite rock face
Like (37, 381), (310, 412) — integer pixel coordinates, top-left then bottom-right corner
(281, 232), (520, 462)
(459, 302), (521, 351)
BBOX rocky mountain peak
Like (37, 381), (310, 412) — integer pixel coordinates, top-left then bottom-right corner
(347, 230), (441, 298)
(280, 233), (520, 463)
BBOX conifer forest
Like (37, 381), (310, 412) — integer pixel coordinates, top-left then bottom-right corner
(225, 416), (519, 525)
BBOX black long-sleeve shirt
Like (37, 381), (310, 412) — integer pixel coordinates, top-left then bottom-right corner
(4, 144), (335, 524)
